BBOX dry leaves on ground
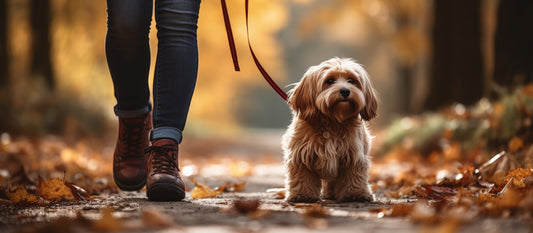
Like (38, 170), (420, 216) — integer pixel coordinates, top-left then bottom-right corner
(4, 176), (88, 206)
(190, 178), (226, 199)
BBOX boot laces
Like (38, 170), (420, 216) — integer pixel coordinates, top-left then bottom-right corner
(145, 145), (179, 175)
(119, 118), (147, 159)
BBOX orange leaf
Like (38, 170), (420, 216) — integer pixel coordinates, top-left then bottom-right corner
(5, 185), (45, 206)
(226, 182), (246, 192)
(505, 168), (532, 183)
(36, 177), (78, 201)
(190, 178), (226, 199)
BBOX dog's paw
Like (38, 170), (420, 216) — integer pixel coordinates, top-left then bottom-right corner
(286, 194), (320, 203)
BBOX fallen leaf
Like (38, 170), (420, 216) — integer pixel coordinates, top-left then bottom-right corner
(5, 184), (46, 206)
(504, 168), (533, 186)
(190, 178), (226, 199)
(478, 151), (519, 184)
(226, 182), (246, 192)
(233, 197), (260, 213)
(415, 185), (457, 199)
(36, 177), (79, 201)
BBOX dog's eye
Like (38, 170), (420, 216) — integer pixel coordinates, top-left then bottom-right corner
(348, 78), (361, 87)
(326, 78), (335, 85)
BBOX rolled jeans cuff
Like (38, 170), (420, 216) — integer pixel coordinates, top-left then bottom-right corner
(150, 127), (183, 144)
(114, 102), (152, 119)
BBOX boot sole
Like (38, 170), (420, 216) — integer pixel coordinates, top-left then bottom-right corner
(147, 183), (186, 201)
(114, 176), (147, 191)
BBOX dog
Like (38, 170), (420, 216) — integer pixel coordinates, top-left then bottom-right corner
(282, 57), (378, 203)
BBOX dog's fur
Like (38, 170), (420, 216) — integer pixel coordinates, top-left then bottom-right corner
(282, 57), (378, 203)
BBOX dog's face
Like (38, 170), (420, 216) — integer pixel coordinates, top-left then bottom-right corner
(289, 58), (377, 122)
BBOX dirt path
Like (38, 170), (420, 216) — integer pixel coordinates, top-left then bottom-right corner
(2, 176), (531, 233)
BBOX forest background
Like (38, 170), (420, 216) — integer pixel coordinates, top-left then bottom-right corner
(2, 0), (531, 138)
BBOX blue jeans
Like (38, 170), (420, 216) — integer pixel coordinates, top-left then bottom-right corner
(106, 0), (201, 143)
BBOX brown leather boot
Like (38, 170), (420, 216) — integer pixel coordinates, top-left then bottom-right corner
(113, 113), (152, 191)
(145, 139), (185, 201)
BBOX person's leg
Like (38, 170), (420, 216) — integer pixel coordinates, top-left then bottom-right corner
(106, 0), (152, 113)
(106, 0), (153, 191)
(151, 0), (201, 144)
(146, 0), (201, 201)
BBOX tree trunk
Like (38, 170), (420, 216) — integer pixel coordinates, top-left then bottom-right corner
(0, 0), (8, 87)
(30, 0), (54, 90)
(424, 0), (484, 110)
(493, 0), (533, 87)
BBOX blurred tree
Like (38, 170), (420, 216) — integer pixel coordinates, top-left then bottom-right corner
(493, 0), (533, 88)
(424, 0), (484, 110)
(384, 1), (426, 114)
(0, 0), (7, 87)
(30, 0), (54, 90)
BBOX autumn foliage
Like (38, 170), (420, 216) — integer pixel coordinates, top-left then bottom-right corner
(372, 84), (533, 223)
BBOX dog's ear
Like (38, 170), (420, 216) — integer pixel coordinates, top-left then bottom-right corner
(288, 66), (320, 120)
(360, 88), (377, 120)
(359, 70), (378, 121)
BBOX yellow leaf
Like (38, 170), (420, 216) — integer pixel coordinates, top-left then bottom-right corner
(190, 178), (226, 199)
(36, 177), (77, 201)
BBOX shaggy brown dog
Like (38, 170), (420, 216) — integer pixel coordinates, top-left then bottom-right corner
(282, 57), (378, 203)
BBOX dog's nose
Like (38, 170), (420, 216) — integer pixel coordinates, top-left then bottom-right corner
(340, 88), (350, 98)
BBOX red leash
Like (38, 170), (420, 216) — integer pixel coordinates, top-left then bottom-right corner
(221, 0), (288, 101)
(220, 0), (240, 71)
